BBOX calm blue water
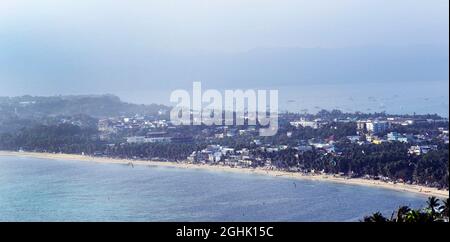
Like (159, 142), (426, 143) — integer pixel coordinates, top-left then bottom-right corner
(0, 155), (427, 222)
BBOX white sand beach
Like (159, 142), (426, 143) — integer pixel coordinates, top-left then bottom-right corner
(0, 151), (448, 199)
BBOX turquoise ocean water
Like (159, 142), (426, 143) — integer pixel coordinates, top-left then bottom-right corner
(0, 155), (427, 221)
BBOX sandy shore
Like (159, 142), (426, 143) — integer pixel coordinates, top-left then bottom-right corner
(1, 151), (448, 199)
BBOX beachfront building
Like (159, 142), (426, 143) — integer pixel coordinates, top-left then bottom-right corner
(356, 120), (367, 131)
(366, 121), (389, 134)
(290, 118), (321, 129)
(408, 145), (438, 155)
(126, 133), (172, 144)
(127, 136), (147, 144)
(387, 132), (411, 143)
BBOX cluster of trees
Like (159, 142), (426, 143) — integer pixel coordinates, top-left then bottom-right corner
(103, 143), (204, 161)
(364, 197), (449, 223)
(207, 121), (357, 147)
(0, 123), (202, 162)
(391, 121), (448, 135)
(0, 94), (170, 119)
(249, 142), (449, 188)
(337, 142), (448, 188)
(261, 122), (357, 145)
(0, 123), (103, 154)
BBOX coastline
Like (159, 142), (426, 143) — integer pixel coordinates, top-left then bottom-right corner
(0, 151), (448, 199)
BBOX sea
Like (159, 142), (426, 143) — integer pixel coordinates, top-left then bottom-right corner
(0, 155), (427, 222)
(122, 80), (449, 117)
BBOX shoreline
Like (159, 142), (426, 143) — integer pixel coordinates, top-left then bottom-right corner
(0, 151), (448, 199)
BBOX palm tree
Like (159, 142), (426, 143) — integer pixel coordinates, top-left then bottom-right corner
(405, 210), (420, 223)
(363, 212), (389, 222)
(393, 206), (411, 222)
(363, 197), (448, 223)
(426, 196), (440, 219)
(438, 198), (449, 221)
(405, 209), (435, 223)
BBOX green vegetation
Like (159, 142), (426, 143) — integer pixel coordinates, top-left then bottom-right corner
(249, 142), (449, 188)
(0, 123), (103, 154)
(0, 94), (169, 119)
(104, 143), (204, 161)
(363, 197), (449, 222)
(0, 123), (202, 161)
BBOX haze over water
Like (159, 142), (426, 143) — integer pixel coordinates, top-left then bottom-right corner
(120, 80), (449, 117)
(0, 156), (427, 222)
(1, 1), (448, 117)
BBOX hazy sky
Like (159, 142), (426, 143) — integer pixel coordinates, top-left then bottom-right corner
(0, 0), (449, 114)
(1, 0), (448, 51)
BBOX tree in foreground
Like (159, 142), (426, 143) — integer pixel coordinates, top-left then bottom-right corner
(363, 197), (449, 223)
